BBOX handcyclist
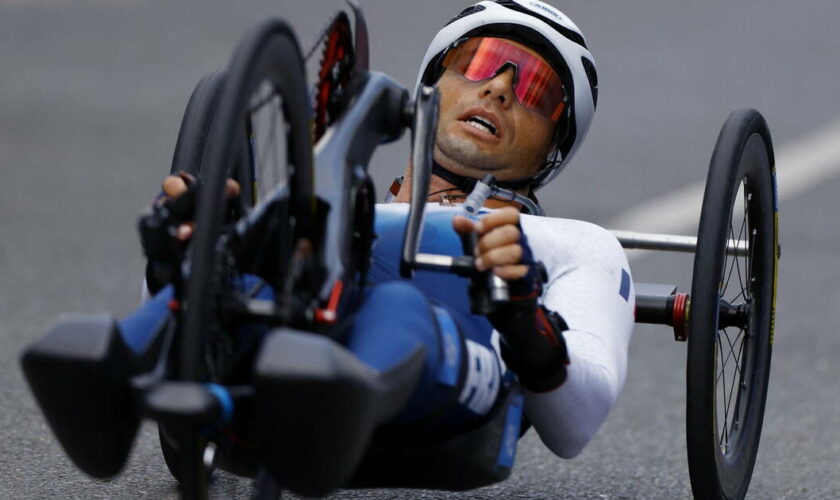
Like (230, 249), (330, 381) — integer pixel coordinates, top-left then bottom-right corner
(150, 0), (632, 467)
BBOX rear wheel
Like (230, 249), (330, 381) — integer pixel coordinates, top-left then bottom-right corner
(176, 19), (315, 499)
(687, 109), (778, 499)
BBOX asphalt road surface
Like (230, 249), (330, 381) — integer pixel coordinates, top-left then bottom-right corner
(2, 1), (839, 498)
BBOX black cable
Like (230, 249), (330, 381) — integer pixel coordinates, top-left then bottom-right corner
(427, 186), (462, 198)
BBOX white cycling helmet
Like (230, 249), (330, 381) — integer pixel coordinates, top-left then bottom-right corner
(416, 0), (598, 190)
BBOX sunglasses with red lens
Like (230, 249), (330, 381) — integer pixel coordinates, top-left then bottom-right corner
(441, 37), (567, 122)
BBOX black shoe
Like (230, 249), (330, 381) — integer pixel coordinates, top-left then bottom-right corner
(254, 328), (423, 497)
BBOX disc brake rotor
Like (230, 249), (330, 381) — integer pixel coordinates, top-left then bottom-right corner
(313, 12), (354, 142)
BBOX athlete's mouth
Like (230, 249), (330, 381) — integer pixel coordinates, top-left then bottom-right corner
(462, 115), (498, 136)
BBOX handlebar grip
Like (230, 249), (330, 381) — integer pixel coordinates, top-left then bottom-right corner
(489, 274), (510, 303)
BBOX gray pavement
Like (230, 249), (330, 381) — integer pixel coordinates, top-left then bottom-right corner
(2, 0), (839, 498)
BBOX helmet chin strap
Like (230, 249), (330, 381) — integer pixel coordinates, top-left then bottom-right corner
(431, 161), (545, 216)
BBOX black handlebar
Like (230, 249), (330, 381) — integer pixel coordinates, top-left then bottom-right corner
(399, 92), (510, 314)
(400, 85), (439, 279)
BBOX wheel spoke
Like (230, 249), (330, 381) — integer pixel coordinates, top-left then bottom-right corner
(717, 333), (731, 448)
(722, 184), (749, 299)
(717, 326), (747, 451)
(722, 223), (739, 294)
(730, 326), (749, 425)
(747, 227), (756, 289)
(265, 98), (280, 191)
(716, 328), (744, 384)
(731, 286), (747, 304)
(744, 189), (754, 288)
(255, 93), (280, 194)
(725, 329), (745, 419)
(248, 85), (291, 208)
(717, 185), (753, 453)
(736, 199), (749, 295)
(248, 85), (278, 114)
(731, 218), (747, 298)
(724, 207), (750, 302)
(251, 95), (268, 179)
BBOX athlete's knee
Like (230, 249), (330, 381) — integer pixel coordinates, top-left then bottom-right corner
(364, 281), (427, 312)
(347, 281), (435, 373)
(357, 282), (436, 341)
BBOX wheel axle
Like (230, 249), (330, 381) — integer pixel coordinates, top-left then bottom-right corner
(635, 293), (749, 341)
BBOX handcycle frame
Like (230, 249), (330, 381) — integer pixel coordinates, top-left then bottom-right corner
(20, 6), (777, 500)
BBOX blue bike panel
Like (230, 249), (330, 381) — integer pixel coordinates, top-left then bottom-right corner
(496, 392), (523, 467)
(369, 207), (495, 346)
(206, 383), (234, 424)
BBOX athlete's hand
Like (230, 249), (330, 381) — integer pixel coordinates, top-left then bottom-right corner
(158, 172), (240, 241)
(453, 207), (566, 391)
(452, 206), (528, 281)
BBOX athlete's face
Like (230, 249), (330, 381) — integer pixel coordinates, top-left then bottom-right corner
(433, 39), (556, 181)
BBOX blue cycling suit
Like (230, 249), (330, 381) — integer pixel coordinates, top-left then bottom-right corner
(123, 202), (635, 460)
(348, 205), (506, 428)
(122, 205), (507, 431)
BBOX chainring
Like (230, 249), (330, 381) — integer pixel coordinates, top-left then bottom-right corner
(313, 12), (355, 142)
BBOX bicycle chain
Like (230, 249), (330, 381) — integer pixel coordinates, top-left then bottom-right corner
(311, 12), (355, 142)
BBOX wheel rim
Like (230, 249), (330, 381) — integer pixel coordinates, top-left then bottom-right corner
(182, 20), (314, 383)
(165, 21), (314, 500)
(194, 74), (299, 384)
(688, 109), (777, 500)
(235, 66), (316, 333)
(714, 135), (775, 496)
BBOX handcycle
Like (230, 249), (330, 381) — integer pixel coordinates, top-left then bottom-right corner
(20, 4), (778, 500)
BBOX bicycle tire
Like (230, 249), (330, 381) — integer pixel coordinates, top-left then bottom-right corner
(183, 17), (313, 381)
(176, 19), (314, 499)
(687, 109), (778, 499)
(169, 71), (226, 177)
(158, 70), (227, 483)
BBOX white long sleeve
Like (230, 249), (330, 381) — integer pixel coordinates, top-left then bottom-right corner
(517, 216), (635, 458)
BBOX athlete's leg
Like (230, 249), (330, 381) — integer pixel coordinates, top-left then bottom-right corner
(122, 274), (274, 357)
(121, 279), (503, 429)
(118, 285), (173, 354)
(345, 281), (503, 428)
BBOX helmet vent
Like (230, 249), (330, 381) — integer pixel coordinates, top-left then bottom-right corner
(445, 5), (486, 27)
(493, 0), (588, 49)
(581, 56), (598, 108)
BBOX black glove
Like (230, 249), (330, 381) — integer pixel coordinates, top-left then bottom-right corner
(139, 172), (199, 294)
(488, 231), (570, 393)
(140, 173), (246, 294)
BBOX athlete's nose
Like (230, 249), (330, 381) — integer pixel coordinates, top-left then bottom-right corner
(479, 64), (517, 108)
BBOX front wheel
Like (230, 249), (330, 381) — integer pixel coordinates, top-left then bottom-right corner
(182, 17), (315, 383)
(687, 109), (778, 499)
(175, 18), (315, 499)
(158, 70), (226, 483)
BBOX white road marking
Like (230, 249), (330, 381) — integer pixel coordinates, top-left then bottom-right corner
(606, 118), (840, 239)
(1, 0), (138, 6)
